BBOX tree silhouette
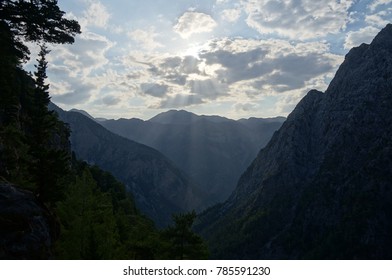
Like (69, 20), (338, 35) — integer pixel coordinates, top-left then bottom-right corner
(161, 211), (209, 259)
(0, 0), (81, 60)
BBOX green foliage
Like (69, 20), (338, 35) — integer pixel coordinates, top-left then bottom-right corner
(160, 211), (209, 260)
(55, 169), (119, 259)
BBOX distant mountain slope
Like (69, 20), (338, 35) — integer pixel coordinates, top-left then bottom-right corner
(195, 24), (392, 259)
(100, 111), (284, 204)
(52, 104), (205, 227)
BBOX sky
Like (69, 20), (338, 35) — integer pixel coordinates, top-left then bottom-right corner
(25, 0), (392, 120)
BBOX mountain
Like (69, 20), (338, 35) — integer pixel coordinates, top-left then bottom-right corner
(51, 104), (206, 227)
(69, 108), (95, 120)
(149, 109), (200, 124)
(100, 111), (284, 204)
(195, 24), (392, 259)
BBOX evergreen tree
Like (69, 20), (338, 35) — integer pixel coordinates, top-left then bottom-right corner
(26, 43), (70, 204)
(56, 169), (119, 259)
(161, 211), (209, 259)
(0, 0), (81, 60)
(0, 0), (80, 184)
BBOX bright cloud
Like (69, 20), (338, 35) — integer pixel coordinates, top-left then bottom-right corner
(242, 0), (354, 39)
(82, 0), (111, 28)
(369, 0), (392, 12)
(174, 11), (217, 38)
(221, 9), (241, 22)
(344, 26), (380, 49)
(128, 28), (164, 51)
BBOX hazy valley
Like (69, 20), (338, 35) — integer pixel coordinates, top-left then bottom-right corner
(1, 0), (392, 260)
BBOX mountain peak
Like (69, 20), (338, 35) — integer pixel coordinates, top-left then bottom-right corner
(149, 110), (199, 124)
(69, 108), (95, 120)
(371, 23), (392, 48)
(326, 23), (392, 100)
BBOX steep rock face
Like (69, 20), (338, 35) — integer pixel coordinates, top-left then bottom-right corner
(52, 106), (205, 227)
(196, 24), (392, 259)
(0, 182), (57, 259)
(101, 111), (284, 204)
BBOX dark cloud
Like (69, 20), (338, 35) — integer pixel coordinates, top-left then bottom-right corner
(140, 83), (169, 97)
(102, 95), (121, 106)
(201, 48), (268, 69)
(200, 48), (272, 83)
(199, 40), (337, 92)
(144, 55), (205, 88)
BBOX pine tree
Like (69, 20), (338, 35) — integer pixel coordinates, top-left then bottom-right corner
(27, 43), (70, 204)
(56, 169), (119, 259)
(1, 0), (81, 60)
(161, 211), (209, 259)
(0, 0), (80, 183)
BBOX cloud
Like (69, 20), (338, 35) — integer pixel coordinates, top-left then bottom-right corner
(189, 78), (228, 100)
(174, 12), (217, 38)
(200, 47), (270, 83)
(145, 55), (203, 87)
(235, 102), (258, 112)
(45, 31), (116, 109)
(52, 82), (95, 105)
(365, 10), (392, 27)
(102, 95), (121, 106)
(221, 9), (242, 22)
(157, 94), (204, 108)
(50, 31), (114, 76)
(141, 83), (169, 97)
(368, 0), (392, 12)
(344, 26), (380, 49)
(200, 38), (340, 92)
(242, 0), (354, 39)
(128, 28), (164, 50)
(82, 0), (111, 28)
(123, 36), (341, 117)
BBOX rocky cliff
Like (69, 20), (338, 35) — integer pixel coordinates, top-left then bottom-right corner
(196, 24), (392, 259)
(0, 181), (58, 259)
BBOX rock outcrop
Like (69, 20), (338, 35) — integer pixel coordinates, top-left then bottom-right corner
(0, 181), (57, 259)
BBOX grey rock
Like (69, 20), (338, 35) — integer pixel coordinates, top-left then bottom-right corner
(0, 181), (57, 259)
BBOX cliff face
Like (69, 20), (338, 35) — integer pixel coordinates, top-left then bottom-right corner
(0, 182), (58, 259)
(196, 24), (392, 259)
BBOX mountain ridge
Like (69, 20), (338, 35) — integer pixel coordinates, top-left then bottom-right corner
(196, 24), (392, 259)
(51, 103), (207, 227)
(100, 110), (285, 204)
